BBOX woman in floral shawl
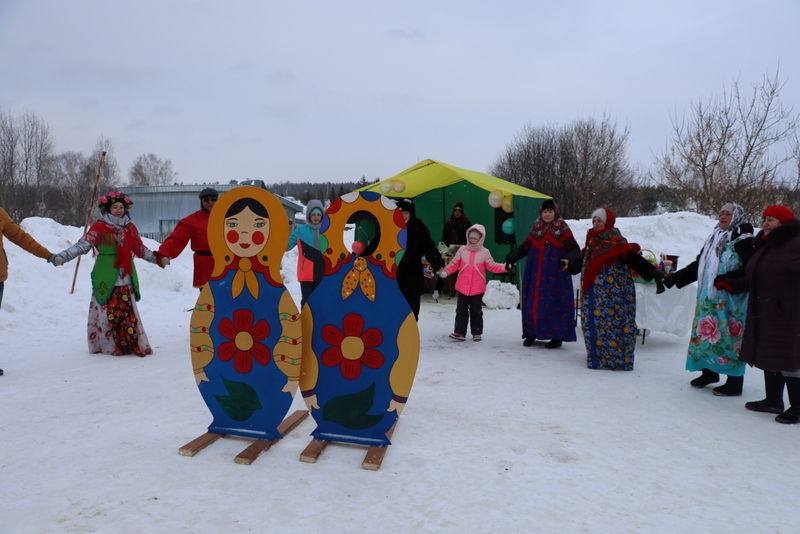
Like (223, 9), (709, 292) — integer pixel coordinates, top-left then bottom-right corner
(51, 192), (160, 356)
(664, 202), (753, 396)
(574, 207), (663, 370)
(505, 199), (579, 348)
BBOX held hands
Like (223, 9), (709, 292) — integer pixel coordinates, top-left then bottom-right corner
(439, 269), (448, 279)
(652, 271), (666, 294)
(713, 275), (732, 293)
(48, 254), (64, 267)
(156, 254), (170, 268)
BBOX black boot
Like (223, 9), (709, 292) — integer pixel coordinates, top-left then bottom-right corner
(545, 339), (562, 349)
(690, 369), (720, 388)
(712, 375), (743, 396)
(523, 337), (535, 347)
(745, 371), (785, 414)
(776, 376), (800, 424)
(0, 368), (3, 376)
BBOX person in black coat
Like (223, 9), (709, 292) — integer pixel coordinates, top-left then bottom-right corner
(395, 198), (444, 321)
(726, 204), (800, 423)
(442, 201), (471, 246)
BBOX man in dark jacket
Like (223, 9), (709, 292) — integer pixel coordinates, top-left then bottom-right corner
(395, 198), (444, 321)
(729, 205), (800, 423)
(155, 187), (218, 288)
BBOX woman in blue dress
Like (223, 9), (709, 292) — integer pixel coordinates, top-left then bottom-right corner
(505, 199), (579, 349)
(575, 207), (664, 371)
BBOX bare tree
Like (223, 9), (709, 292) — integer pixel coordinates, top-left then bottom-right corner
(491, 116), (636, 218)
(129, 153), (177, 186)
(655, 70), (799, 218)
(0, 110), (19, 213)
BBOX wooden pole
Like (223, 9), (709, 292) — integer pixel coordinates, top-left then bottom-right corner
(70, 151), (106, 294)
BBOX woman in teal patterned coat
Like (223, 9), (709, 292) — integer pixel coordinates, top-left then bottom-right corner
(664, 202), (754, 396)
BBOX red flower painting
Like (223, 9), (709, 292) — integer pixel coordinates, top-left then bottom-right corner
(321, 313), (384, 379)
(218, 309), (270, 373)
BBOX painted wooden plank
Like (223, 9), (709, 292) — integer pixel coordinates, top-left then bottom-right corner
(234, 411), (309, 465)
(299, 439), (329, 463)
(178, 432), (224, 457)
(362, 422), (397, 471)
(234, 439), (273, 465)
(277, 409), (309, 435)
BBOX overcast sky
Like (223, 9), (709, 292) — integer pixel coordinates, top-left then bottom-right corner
(1, 0), (798, 184)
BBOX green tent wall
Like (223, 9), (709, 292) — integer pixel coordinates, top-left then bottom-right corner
(358, 159), (550, 286)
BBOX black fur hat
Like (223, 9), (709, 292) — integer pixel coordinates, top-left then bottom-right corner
(540, 199), (556, 212)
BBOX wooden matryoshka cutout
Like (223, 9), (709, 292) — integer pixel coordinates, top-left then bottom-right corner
(189, 186), (302, 441)
(300, 191), (419, 447)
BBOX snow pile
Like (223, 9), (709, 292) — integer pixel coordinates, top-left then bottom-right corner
(483, 280), (519, 309)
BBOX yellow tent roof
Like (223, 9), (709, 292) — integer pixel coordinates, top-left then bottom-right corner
(358, 159), (549, 199)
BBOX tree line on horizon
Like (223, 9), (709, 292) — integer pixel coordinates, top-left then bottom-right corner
(2, 71), (798, 226)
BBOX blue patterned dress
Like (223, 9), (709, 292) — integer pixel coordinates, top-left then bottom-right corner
(685, 235), (750, 376)
(581, 261), (638, 370)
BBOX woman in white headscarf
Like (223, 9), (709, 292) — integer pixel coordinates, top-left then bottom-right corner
(664, 202), (754, 396)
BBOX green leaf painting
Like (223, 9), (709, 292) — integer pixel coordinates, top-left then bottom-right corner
(323, 383), (383, 430)
(214, 377), (263, 421)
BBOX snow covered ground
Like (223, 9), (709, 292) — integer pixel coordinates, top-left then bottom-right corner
(1, 212), (797, 534)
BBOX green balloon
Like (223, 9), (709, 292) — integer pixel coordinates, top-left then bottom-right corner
(502, 218), (514, 235)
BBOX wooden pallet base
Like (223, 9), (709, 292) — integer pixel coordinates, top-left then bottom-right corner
(178, 409), (309, 465)
(300, 421), (397, 471)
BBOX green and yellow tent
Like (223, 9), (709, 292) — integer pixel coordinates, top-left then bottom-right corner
(358, 159), (550, 266)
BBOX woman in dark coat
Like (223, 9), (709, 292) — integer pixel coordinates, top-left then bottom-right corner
(395, 198), (444, 320)
(728, 204), (800, 423)
(441, 201), (471, 246)
(505, 199), (580, 348)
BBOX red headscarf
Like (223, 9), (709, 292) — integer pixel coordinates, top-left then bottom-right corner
(581, 208), (639, 291)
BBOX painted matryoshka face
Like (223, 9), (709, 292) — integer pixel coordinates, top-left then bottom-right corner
(109, 202), (126, 217)
(224, 206), (269, 258)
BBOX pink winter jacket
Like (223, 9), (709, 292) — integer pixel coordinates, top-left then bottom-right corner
(443, 224), (507, 296)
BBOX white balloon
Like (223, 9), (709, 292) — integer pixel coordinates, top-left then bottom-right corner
(488, 190), (503, 208)
(392, 180), (405, 193)
(379, 182), (392, 194)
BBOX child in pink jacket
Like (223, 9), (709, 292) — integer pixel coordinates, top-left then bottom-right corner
(440, 224), (507, 341)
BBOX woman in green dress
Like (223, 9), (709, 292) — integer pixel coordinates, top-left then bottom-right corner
(51, 192), (160, 356)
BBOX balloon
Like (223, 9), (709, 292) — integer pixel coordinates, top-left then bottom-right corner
(351, 240), (365, 255)
(391, 180), (405, 193)
(488, 189), (503, 208)
(501, 218), (514, 235)
(501, 195), (514, 213)
(379, 181), (392, 194)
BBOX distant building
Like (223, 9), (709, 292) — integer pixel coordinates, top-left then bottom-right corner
(124, 183), (304, 242)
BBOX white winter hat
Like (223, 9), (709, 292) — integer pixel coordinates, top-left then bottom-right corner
(591, 208), (607, 223)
